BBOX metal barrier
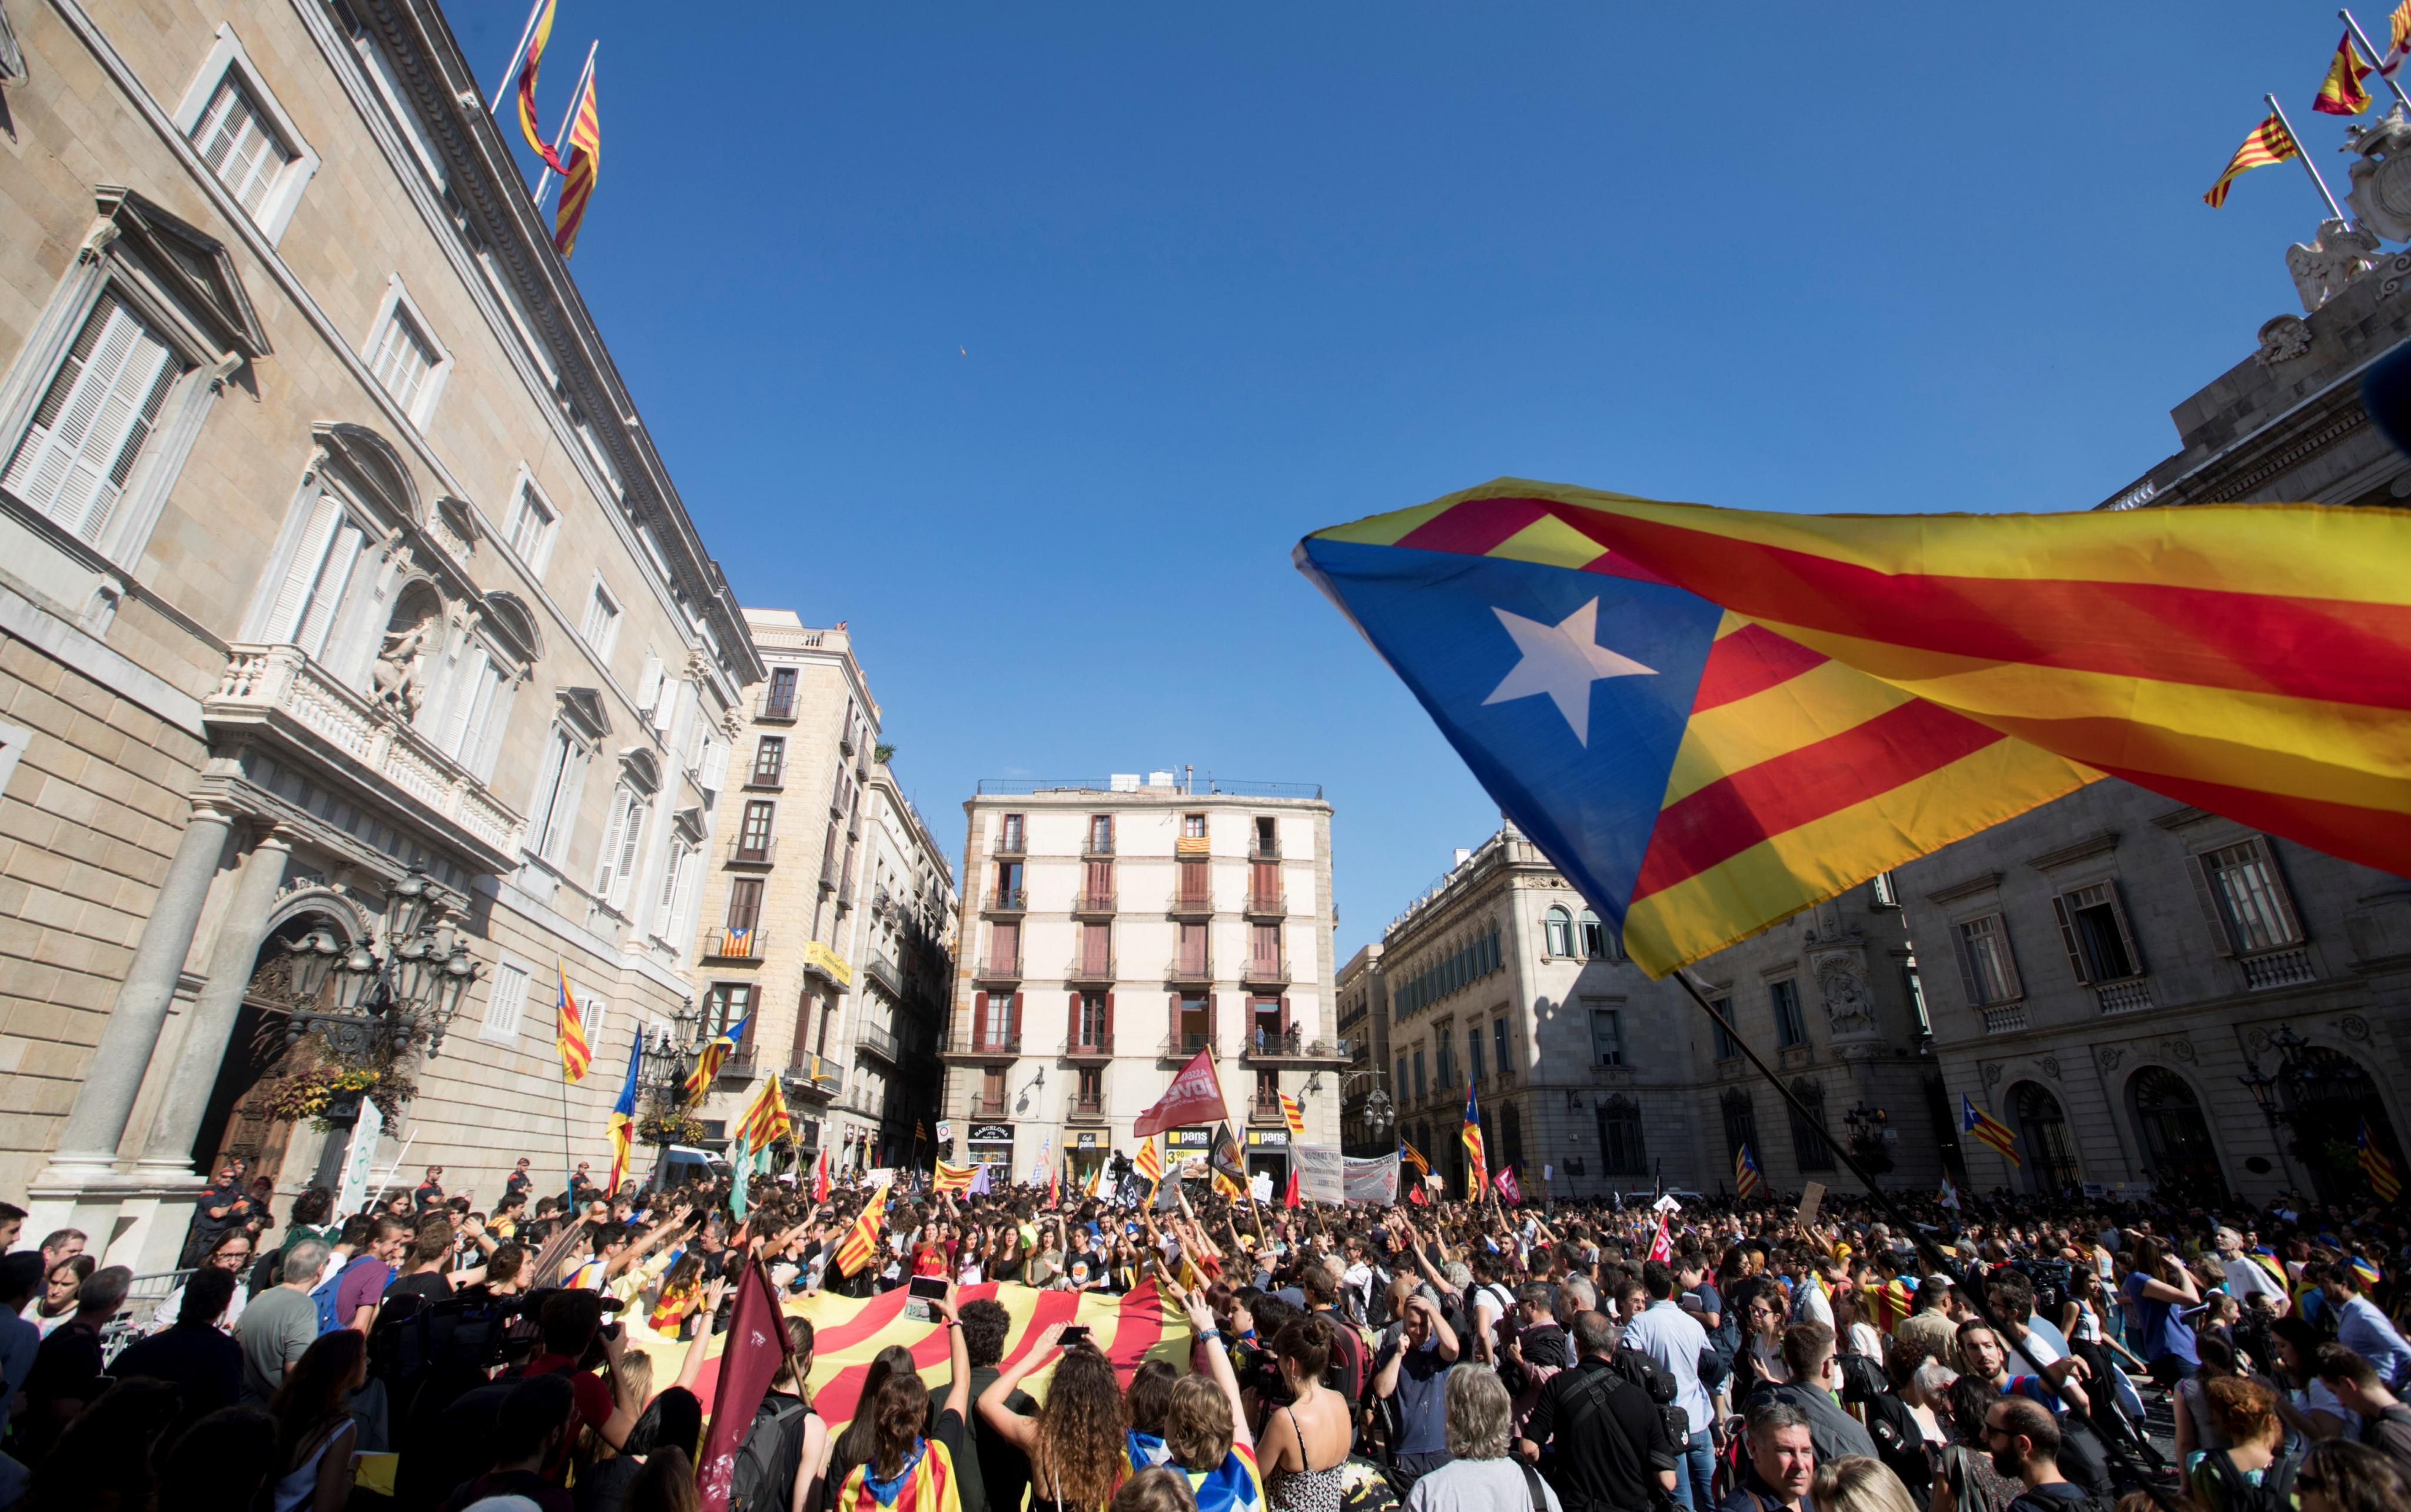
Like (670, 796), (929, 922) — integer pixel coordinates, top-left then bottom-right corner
(99, 1269), (192, 1362)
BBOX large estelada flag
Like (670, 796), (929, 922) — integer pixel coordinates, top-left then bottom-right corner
(1460, 1085), (1487, 1199)
(605, 1029), (640, 1195)
(1299, 480), (2411, 975)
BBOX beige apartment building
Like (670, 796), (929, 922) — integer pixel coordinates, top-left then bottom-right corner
(943, 776), (1341, 1191)
(685, 612), (956, 1173)
(0, 0), (759, 1267)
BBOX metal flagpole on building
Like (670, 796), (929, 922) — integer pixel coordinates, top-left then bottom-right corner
(532, 42), (597, 210)
(2341, 9), (2411, 113)
(2268, 93), (2349, 221)
(490, 0), (549, 112)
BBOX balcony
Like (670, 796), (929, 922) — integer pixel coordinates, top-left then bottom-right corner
(985, 888), (1028, 915)
(207, 644), (526, 870)
(2093, 979), (2153, 1015)
(968, 1094), (1009, 1118)
(1164, 954), (1214, 984)
(802, 941), (853, 990)
(728, 835), (778, 866)
(1063, 1033), (1114, 1059)
(994, 829), (1027, 858)
(699, 925), (769, 963)
(856, 1021), (904, 1064)
(865, 952), (904, 997)
(718, 1052), (758, 1086)
(1064, 1091), (1109, 1125)
(974, 952), (1022, 982)
(1981, 1005), (2029, 1035)
(1246, 889), (1286, 919)
(1243, 957), (1291, 987)
(1082, 837), (1115, 859)
(1072, 891), (1117, 916)
(1238, 1033), (1351, 1067)
(839, 729), (856, 757)
(2241, 948), (2317, 990)
(1250, 1095), (1287, 1125)
(757, 690), (798, 723)
(1492, 1062), (1518, 1088)
(1250, 839), (1281, 861)
(942, 1032), (1022, 1064)
(1160, 1029), (1217, 1061)
(783, 1061), (844, 1099)
(1168, 890), (1215, 919)
(1065, 952), (1116, 984)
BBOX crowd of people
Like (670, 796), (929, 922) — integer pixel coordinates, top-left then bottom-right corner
(0, 1156), (2406, 1512)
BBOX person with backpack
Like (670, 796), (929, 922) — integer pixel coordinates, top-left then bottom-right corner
(729, 1316), (829, 1512)
(1618, 1262), (1715, 1512)
(2312, 1345), (2411, 1473)
(1980, 1398), (2107, 1512)
(1516, 1310), (1678, 1512)
(2183, 1377), (2300, 1512)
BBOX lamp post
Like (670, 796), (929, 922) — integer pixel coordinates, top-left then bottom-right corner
(632, 998), (708, 1184)
(1842, 1102), (1895, 1182)
(2239, 1025), (2309, 1194)
(1313, 1069), (1393, 1152)
(274, 865), (482, 1122)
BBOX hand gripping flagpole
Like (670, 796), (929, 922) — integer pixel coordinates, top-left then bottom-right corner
(2341, 9), (2411, 113)
(1666, 965), (2182, 1508)
(532, 41), (597, 210)
(2267, 93), (2348, 221)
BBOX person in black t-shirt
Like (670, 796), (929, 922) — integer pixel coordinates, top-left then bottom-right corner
(112, 1267), (243, 1445)
(1517, 1310), (1678, 1512)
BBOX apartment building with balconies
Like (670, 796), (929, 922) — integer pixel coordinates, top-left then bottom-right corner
(944, 774), (1338, 1189)
(0, 0), (758, 1265)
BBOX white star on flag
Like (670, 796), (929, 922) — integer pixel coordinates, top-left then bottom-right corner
(1481, 598), (1656, 746)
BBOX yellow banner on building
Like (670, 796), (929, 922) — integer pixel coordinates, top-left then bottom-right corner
(805, 940), (854, 988)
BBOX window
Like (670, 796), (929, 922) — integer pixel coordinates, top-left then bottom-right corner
(1467, 1023), (1485, 1082)
(703, 982), (751, 1037)
(1955, 913), (2022, 1005)
(2053, 882), (2141, 983)
(1789, 1078), (1835, 1172)
(763, 666), (798, 720)
(655, 837), (697, 937)
(2199, 839), (2304, 954)
(581, 581), (620, 658)
(980, 992), (1012, 1045)
(1089, 814), (1114, 853)
(1412, 1049), (1426, 1102)
(480, 959), (530, 1044)
(723, 877), (763, 933)
(581, 995), (609, 1051)
(1590, 1009), (1624, 1066)
(994, 859), (1024, 906)
(998, 813), (1025, 852)
(1077, 992), (1107, 1046)
(1771, 979), (1806, 1047)
(1175, 921), (1208, 975)
(1254, 816), (1277, 856)
(1254, 1069), (1278, 1112)
(735, 800), (774, 862)
(1079, 922), (1111, 976)
(593, 783), (647, 908)
(1903, 963), (1931, 1037)
(1544, 906), (1572, 958)
(1578, 909), (1608, 961)
(366, 297), (440, 423)
(1871, 871), (1899, 908)
(2, 294), (190, 546)
(1721, 1089), (1759, 1164)
(1599, 1097), (1648, 1175)
(503, 478), (556, 570)
(751, 736), (785, 786)
(979, 1068), (1005, 1109)
(526, 724), (590, 864)
(263, 494), (365, 661)
(1178, 857), (1209, 907)
(1396, 1056), (1408, 1099)
(434, 642), (505, 770)
(1250, 921), (1281, 972)
(1711, 998), (1739, 1061)
(1183, 813), (1206, 839)
(1078, 1066), (1104, 1111)
(191, 70), (295, 220)
(1493, 1017), (1510, 1076)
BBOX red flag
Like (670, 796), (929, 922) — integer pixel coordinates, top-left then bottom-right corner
(1134, 1048), (1227, 1138)
(1283, 1168), (1301, 1209)
(1408, 1182), (1429, 1206)
(1494, 1165), (1523, 1205)
(811, 1148), (831, 1204)
(1647, 1212), (1671, 1264)
(696, 1263), (791, 1512)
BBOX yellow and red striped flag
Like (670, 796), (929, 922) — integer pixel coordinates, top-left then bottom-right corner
(1278, 1092), (1307, 1138)
(552, 67), (602, 257)
(932, 1159), (977, 1195)
(1460, 1085), (1487, 1199)
(2361, 1119), (2403, 1202)
(2393, 1), (2411, 62)
(2317, 31), (2376, 115)
(833, 1182), (891, 1277)
(555, 962), (591, 1082)
(1300, 480), (2411, 973)
(2204, 113), (2300, 207)
(735, 1076), (791, 1150)
(510, 0), (568, 173)
(1133, 1138), (1165, 1188)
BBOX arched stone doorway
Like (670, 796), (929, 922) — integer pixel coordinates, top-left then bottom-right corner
(2130, 1066), (2226, 1201)
(190, 908), (355, 1188)
(2279, 1045), (2406, 1205)
(2010, 1081), (2081, 1197)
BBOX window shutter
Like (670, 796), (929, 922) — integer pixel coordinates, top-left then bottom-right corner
(1994, 919), (2023, 1001)
(1009, 992), (1023, 1038)
(594, 788), (630, 896)
(293, 524), (361, 662)
(2049, 895), (2092, 985)
(700, 738), (730, 794)
(440, 644), (490, 759)
(974, 991), (988, 1046)
(2254, 838), (2307, 946)
(2186, 852), (2240, 956)
(611, 800), (646, 908)
(636, 654), (664, 715)
(1104, 992), (1115, 1038)
(543, 744), (590, 861)
(1206, 992), (1217, 1042)
(472, 677), (513, 782)
(267, 495), (343, 642)
(1952, 926), (1985, 1006)
(2107, 881), (2145, 976)
(3, 295), (180, 540)
(1279, 995), (1291, 1036)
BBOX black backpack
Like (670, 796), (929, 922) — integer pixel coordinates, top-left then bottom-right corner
(729, 1395), (809, 1512)
(2199, 1447), (2300, 1512)
(1608, 1346), (1690, 1450)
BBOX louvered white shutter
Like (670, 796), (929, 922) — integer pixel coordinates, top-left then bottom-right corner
(610, 800), (646, 909)
(700, 738), (730, 795)
(292, 525), (362, 661)
(266, 496), (343, 642)
(440, 646), (494, 760)
(3, 295), (180, 543)
(595, 786), (632, 896)
(635, 654), (664, 717)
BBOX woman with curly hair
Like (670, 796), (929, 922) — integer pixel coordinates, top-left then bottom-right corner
(835, 1290), (969, 1512)
(979, 1322), (1131, 1511)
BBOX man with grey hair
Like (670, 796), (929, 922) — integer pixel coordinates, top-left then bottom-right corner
(1403, 1364), (1565, 1512)
(1555, 1273), (1598, 1325)
(2214, 1226), (2288, 1317)
(235, 1237), (328, 1405)
(1716, 1400), (1814, 1512)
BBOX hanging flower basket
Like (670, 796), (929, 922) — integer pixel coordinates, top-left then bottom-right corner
(255, 1064), (417, 1131)
(638, 1112), (707, 1147)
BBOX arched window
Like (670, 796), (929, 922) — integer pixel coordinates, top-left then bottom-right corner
(1788, 1078), (1835, 1172)
(2278, 1045), (2405, 1205)
(1599, 1096), (1648, 1175)
(1722, 1088), (1759, 1165)
(2011, 1081), (2081, 1195)
(1578, 909), (1608, 961)
(2131, 1067), (2226, 1201)
(1544, 906), (1573, 958)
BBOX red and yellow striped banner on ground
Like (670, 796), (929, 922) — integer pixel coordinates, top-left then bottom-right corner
(2204, 113), (2299, 207)
(626, 1281), (1193, 1431)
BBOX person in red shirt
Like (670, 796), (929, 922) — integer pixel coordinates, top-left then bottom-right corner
(518, 1290), (635, 1480)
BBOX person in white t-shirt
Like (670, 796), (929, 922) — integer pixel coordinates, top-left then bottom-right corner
(2217, 1227), (2291, 1317)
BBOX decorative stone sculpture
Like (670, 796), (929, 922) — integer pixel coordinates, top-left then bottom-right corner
(1816, 965), (1877, 1038)
(374, 602), (437, 721)
(2286, 220), (2381, 315)
(2347, 107), (2411, 241)
(2254, 315), (2313, 368)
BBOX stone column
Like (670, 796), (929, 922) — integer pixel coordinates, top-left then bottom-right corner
(44, 802), (236, 1179)
(134, 827), (294, 1178)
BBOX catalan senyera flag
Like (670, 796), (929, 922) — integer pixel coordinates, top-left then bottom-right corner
(735, 1076), (791, 1151)
(1734, 1142), (1766, 1200)
(1278, 1092), (1307, 1138)
(1962, 1095), (2024, 1168)
(1082, 1161), (1104, 1199)
(684, 1011), (749, 1104)
(932, 1159), (976, 1195)
(555, 962), (591, 1083)
(1867, 1276), (1916, 1334)
(2360, 1118), (2403, 1202)
(1461, 1085), (1487, 1199)
(1300, 480), (2411, 973)
(812, 1148), (832, 1204)
(2318, 30), (2377, 114)
(551, 67), (601, 257)
(833, 1182), (891, 1278)
(1133, 1138), (1165, 1190)
(606, 1028), (640, 1196)
(510, 0), (569, 173)
(2392, 1), (2411, 66)
(2204, 112), (2301, 208)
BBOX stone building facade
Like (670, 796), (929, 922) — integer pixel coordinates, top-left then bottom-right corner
(1897, 238), (2411, 1207)
(0, 0), (757, 1268)
(942, 777), (1341, 1191)
(1377, 827), (1941, 1201)
(684, 609), (957, 1174)
(1335, 942), (1390, 1155)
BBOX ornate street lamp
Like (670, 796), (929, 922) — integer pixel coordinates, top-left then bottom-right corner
(275, 865), (483, 1074)
(1843, 1102), (1895, 1178)
(2239, 1025), (2307, 1191)
(633, 998), (709, 1161)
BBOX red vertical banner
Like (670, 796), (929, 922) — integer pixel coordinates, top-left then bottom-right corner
(696, 1263), (791, 1512)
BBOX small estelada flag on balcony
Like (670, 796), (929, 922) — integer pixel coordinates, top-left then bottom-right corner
(1278, 1093), (1307, 1138)
(720, 925), (754, 958)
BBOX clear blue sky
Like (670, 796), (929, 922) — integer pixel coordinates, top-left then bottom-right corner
(448, 0), (2366, 958)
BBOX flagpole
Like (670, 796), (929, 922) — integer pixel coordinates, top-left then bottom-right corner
(2268, 93), (2349, 221)
(557, 1061), (575, 1212)
(490, 0), (547, 112)
(532, 41), (597, 208)
(2342, 9), (2411, 112)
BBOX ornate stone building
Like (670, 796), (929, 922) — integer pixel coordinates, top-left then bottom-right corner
(1335, 942), (1390, 1155)
(1898, 230), (2411, 1205)
(1375, 826), (1941, 1201)
(0, 0), (756, 1267)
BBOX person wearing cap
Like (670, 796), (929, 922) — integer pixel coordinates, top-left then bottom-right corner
(182, 1165), (251, 1268)
(504, 1158), (533, 1201)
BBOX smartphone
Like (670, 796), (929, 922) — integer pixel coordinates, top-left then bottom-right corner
(906, 1274), (947, 1322)
(1059, 1325), (1092, 1348)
